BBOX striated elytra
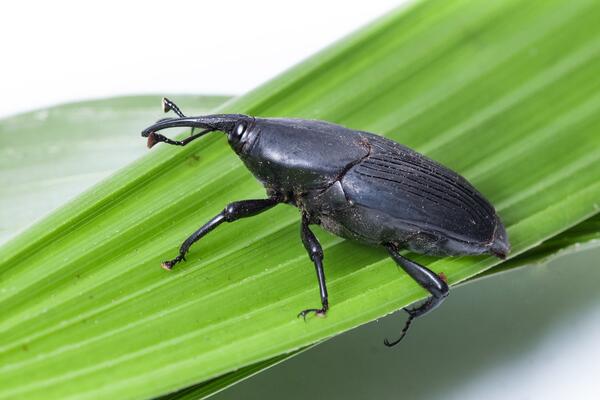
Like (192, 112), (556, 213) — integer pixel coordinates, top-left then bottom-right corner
(141, 98), (510, 346)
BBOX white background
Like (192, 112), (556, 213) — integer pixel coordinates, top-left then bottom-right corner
(2, 1), (599, 399)
(1, 0), (403, 118)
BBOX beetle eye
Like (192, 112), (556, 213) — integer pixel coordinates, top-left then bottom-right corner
(235, 123), (246, 137)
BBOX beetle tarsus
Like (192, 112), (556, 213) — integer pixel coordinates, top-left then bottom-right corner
(383, 312), (416, 347)
(297, 306), (328, 320)
(401, 297), (437, 322)
(161, 255), (185, 271)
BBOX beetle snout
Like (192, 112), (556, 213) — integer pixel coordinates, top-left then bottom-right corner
(142, 117), (184, 136)
(141, 126), (156, 138)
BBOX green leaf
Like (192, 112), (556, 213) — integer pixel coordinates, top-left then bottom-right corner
(1, 0), (600, 399)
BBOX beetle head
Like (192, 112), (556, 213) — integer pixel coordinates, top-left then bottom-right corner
(141, 98), (254, 151)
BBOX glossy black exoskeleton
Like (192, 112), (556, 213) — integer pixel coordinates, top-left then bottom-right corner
(141, 98), (510, 346)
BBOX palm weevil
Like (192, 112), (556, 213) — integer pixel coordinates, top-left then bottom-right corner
(141, 98), (510, 346)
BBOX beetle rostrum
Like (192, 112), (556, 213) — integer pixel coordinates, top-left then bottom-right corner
(141, 98), (510, 346)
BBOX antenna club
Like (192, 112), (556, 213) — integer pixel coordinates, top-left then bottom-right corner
(162, 97), (172, 113)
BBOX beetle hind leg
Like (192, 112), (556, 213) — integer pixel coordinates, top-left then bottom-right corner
(297, 214), (329, 320)
(384, 243), (449, 346)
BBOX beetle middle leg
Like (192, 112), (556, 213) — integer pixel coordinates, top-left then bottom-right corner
(161, 198), (279, 270)
(384, 243), (449, 346)
(297, 214), (329, 319)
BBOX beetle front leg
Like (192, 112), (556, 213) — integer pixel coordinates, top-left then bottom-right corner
(297, 214), (329, 320)
(384, 243), (449, 346)
(161, 198), (279, 270)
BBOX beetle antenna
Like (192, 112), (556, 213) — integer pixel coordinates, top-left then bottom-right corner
(383, 312), (415, 347)
(162, 97), (186, 118)
(162, 97), (200, 136)
(147, 128), (215, 149)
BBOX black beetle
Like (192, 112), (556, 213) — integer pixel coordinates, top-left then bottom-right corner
(141, 98), (510, 346)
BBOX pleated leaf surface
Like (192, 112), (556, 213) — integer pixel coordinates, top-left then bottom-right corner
(1, 0), (600, 398)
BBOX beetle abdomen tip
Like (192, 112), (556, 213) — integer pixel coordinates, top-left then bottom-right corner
(490, 217), (510, 259)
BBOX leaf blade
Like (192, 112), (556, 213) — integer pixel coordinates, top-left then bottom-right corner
(1, 0), (600, 399)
